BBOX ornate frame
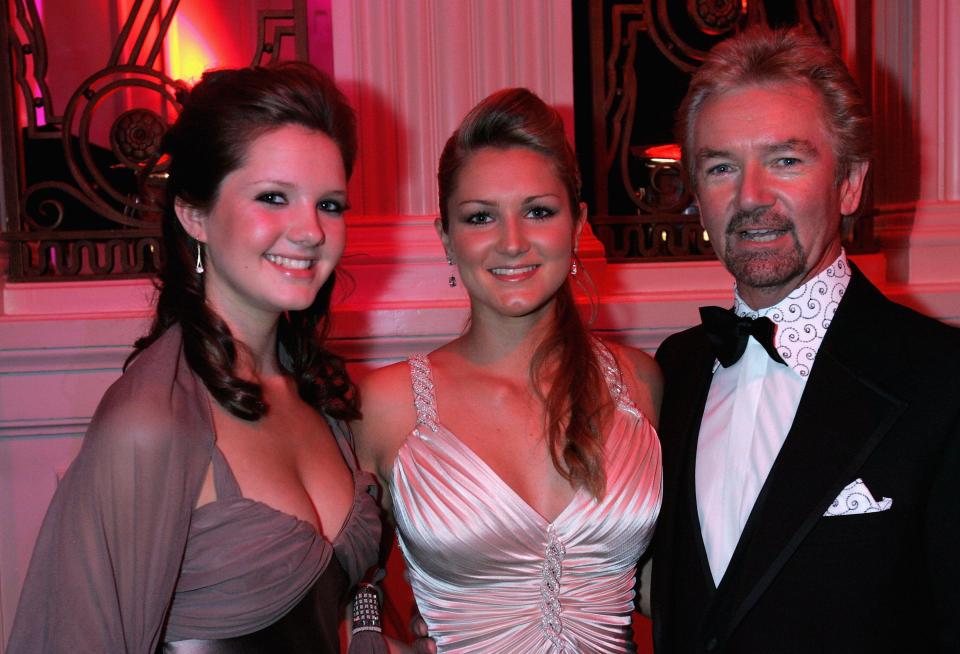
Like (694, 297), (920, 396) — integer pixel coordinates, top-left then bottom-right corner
(1, 0), (308, 280)
(583, 0), (874, 261)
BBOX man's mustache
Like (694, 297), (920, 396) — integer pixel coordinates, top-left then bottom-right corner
(725, 208), (795, 235)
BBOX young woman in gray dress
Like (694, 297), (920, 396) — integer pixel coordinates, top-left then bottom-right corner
(354, 88), (663, 653)
(8, 63), (390, 654)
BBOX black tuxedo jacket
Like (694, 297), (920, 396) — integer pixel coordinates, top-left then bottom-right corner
(651, 266), (960, 653)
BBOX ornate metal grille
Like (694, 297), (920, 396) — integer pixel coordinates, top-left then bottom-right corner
(1, 0), (308, 281)
(576, 0), (875, 262)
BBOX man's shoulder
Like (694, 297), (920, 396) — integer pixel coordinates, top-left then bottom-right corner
(883, 294), (959, 340)
(833, 275), (960, 391)
(842, 272), (960, 352)
(881, 298), (960, 372)
(656, 324), (709, 370)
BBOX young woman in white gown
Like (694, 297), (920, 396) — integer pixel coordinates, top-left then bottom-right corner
(354, 88), (663, 653)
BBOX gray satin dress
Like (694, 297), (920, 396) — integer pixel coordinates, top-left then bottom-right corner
(161, 437), (382, 652)
(391, 347), (662, 653)
(7, 326), (384, 654)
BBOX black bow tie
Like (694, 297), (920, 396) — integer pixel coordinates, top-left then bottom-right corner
(699, 306), (787, 368)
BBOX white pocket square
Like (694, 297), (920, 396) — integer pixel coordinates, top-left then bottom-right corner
(824, 478), (893, 517)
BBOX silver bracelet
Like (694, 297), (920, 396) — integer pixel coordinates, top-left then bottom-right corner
(352, 583), (382, 634)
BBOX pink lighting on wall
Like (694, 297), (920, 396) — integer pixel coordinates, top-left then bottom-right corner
(165, 14), (218, 84)
(163, 3), (245, 84)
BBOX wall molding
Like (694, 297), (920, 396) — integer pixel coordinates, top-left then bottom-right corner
(0, 419), (89, 439)
(331, 0), (573, 218)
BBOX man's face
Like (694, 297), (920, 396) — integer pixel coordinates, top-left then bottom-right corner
(691, 81), (868, 309)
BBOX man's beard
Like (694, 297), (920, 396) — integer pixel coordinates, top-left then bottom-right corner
(721, 208), (807, 290)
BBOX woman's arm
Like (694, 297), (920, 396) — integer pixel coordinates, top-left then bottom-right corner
(7, 399), (211, 653)
(350, 361), (439, 653)
(7, 336), (213, 654)
(607, 341), (664, 430)
(351, 361), (419, 516)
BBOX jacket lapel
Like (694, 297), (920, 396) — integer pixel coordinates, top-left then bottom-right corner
(653, 328), (717, 629)
(681, 370), (720, 593)
(707, 269), (908, 638)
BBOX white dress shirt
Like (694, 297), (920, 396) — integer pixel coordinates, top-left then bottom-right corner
(696, 252), (852, 585)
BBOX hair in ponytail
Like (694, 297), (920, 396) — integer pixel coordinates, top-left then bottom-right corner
(437, 88), (608, 497)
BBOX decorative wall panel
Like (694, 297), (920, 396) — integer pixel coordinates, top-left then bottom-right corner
(1, 0), (307, 281)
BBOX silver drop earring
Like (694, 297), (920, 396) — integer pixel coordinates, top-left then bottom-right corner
(570, 258), (578, 276)
(447, 255), (457, 287)
(195, 241), (205, 275)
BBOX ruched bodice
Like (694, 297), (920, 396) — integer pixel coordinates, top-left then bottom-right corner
(391, 349), (662, 653)
(163, 420), (382, 645)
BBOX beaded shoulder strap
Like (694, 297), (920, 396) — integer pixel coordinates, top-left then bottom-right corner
(407, 354), (439, 433)
(593, 339), (641, 416)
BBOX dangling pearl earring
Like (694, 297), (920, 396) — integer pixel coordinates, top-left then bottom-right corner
(195, 241), (205, 275)
(447, 255), (457, 287)
(570, 258), (578, 276)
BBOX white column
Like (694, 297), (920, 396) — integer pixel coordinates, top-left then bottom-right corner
(916, 0), (960, 204)
(912, 0), (960, 285)
(873, 0), (960, 286)
(331, 0), (575, 217)
(326, 0), (606, 366)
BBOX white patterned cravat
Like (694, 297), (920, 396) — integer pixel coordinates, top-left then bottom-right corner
(733, 251), (852, 377)
(698, 251), (853, 584)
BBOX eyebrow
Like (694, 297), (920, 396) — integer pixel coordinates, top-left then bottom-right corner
(253, 179), (297, 188)
(695, 148), (732, 163)
(252, 180), (347, 195)
(764, 139), (820, 157)
(696, 139), (821, 163)
(457, 193), (561, 207)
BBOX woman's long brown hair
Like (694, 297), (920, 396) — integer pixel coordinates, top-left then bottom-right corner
(128, 62), (359, 422)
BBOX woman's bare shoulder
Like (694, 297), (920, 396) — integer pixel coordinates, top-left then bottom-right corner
(352, 359), (419, 471)
(602, 339), (664, 428)
(359, 359), (416, 401)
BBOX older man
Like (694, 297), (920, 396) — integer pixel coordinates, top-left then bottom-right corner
(652, 28), (960, 653)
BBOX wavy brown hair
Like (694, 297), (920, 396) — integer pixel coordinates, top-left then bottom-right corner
(438, 88), (609, 498)
(128, 62), (359, 421)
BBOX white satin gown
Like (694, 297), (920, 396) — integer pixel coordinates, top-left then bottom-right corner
(391, 348), (662, 653)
